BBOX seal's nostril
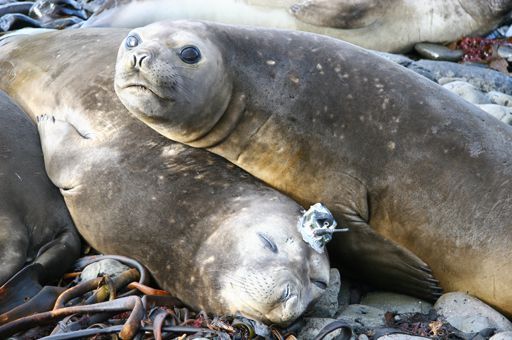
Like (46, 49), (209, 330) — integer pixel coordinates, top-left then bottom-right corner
(139, 55), (147, 68)
(131, 55), (137, 68)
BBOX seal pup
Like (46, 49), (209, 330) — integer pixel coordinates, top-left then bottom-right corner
(0, 29), (330, 324)
(0, 90), (80, 313)
(81, 0), (512, 52)
(114, 21), (512, 315)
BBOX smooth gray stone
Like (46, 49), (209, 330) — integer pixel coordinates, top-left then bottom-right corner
(490, 331), (512, 340)
(434, 292), (512, 334)
(80, 259), (130, 281)
(410, 60), (512, 95)
(477, 104), (512, 124)
(442, 81), (490, 104)
(486, 91), (512, 107)
(498, 45), (512, 60)
(361, 292), (432, 314)
(378, 335), (430, 340)
(337, 304), (386, 329)
(414, 43), (463, 62)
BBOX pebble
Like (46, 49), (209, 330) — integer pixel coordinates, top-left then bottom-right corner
(434, 292), (512, 334)
(297, 318), (345, 340)
(414, 43), (463, 62)
(486, 91), (512, 107)
(307, 268), (340, 318)
(410, 60), (512, 95)
(477, 104), (512, 124)
(497, 45), (512, 61)
(490, 331), (512, 340)
(337, 304), (386, 330)
(442, 81), (490, 104)
(360, 292), (432, 314)
(80, 259), (131, 281)
(378, 335), (430, 340)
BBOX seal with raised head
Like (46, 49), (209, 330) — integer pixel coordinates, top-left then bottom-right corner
(114, 20), (512, 316)
(0, 90), (80, 313)
(81, 0), (512, 52)
(0, 28), (331, 325)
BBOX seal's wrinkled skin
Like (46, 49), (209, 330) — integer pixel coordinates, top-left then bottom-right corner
(82, 0), (512, 52)
(0, 90), (80, 288)
(115, 21), (512, 316)
(0, 29), (330, 325)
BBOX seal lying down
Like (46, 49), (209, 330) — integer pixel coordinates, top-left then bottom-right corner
(114, 20), (512, 316)
(81, 0), (512, 52)
(0, 29), (331, 324)
(0, 90), (80, 313)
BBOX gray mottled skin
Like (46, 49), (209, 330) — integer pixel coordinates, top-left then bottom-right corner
(115, 21), (512, 316)
(0, 29), (330, 324)
(81, 0), (512, 52)
(0, 90), (80, 287)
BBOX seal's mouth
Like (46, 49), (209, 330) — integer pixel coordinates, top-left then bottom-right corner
(123, 83), (164, 99)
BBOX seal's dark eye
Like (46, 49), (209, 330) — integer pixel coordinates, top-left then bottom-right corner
(125, 34), (140, 48)
(179, 46), (201, 64)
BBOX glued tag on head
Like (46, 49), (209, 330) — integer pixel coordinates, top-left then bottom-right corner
(297, 203), (347, 253)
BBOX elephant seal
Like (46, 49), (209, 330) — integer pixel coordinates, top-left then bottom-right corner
(115, 20), (512, 316)
(81, 0), (512, 52)
(0, 90), (80, 313)
(0, 29), (330, 324)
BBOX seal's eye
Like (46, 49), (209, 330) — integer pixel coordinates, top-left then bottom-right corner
(125, 34), (140, 48)
(312, 280), (327, 290)
(257, 232), (278, 254)
(179, 46), (201, 64)
(280, 284), (291, 302)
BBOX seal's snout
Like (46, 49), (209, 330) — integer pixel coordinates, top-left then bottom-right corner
(130, 51), (150, 69)
(132, 52), (149, 68)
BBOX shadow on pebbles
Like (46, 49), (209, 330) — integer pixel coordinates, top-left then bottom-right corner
(301, 269), (512, 340)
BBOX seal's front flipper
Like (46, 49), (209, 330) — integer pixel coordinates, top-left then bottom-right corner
(0, 263), (43, 315)
(290, 0), (385, 29)
(329, 217), (442, 301)
(36, 114), (92, 189)
(332, 223), (442, 301)
(327, 177), (442, 301)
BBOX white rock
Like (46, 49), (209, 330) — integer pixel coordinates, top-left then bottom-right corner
(297, 318), (345, 340)
(434, 292), (512, 333)
(80, 259), (131, 281)
(378, 335), (430, 340)
(486, 91), (512, 107)
(443, 81), (490, 105)
(307, 268), (341, 318)
(438, 77), (466, 85)
(477, 104), (512, 124)
(361, 292), (432, 314)
(490, 331), (512, 340)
